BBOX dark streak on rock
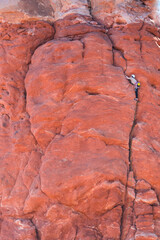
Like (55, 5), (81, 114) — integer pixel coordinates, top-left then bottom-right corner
(30, 218), (40, 240)
(74, 226), (78, 240)
(85, 91), (99, 95)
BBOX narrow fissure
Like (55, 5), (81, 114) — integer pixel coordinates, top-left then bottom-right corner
(104, 32), (116, 67)
(74, 226), (78, 240)
(138, 19), (145, 32)
(128, 102), (138, 172)
(87, 0), (92, 16)
(113, 46), (128, 72)
(138, 19), (148, 70)
(120, 101), (138, 240)
(120, 204), (125, 240)
(30, 218), (40, 240)
(85, 90), (99, 95)
(106, 31), (128, 71)
(132, 190), (138, 233)
(80, 39), (85, 58)
(24, 86), (43, 153)
(112, 46), (115, 66)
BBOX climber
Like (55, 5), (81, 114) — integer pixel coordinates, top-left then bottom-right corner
(126, 74), (140, 101)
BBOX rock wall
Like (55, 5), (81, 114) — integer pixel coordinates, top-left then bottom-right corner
(0, 0), (160, 239)
(0, 0), (160, 24)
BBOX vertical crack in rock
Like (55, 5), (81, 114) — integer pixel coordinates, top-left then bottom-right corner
(87, 0), (92, 16)
(80, 39), (85, 59)
(30, 218), (40, 240)
(128, 102), (138, 172)
(106, 30), (128, 72)
(139, 20), (145, 53)
(120, 206), (125, 240)
(104, 31), (116, 66)
(102, 27), (138, 240)
(112, 45), (115, 66)
(74, 226), (78, 240)
(138, 19), (148, 70)
(120, 101), (138, 240)
(113, 46), (128, 72)
(105, 30), (140, 238)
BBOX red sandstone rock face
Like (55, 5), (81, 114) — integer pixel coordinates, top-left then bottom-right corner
(0, 1), (160, 240)
(0, 20), (54, 238)
(0, 0), (159, 25)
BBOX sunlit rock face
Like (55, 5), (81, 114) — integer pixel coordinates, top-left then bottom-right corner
(0, 0), (159, 25)
(153, 0), (160, 24)
(0, 0), (160, 240)
(91, 0), (160, 27)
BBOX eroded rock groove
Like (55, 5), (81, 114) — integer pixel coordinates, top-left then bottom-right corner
(128, 102), (138, 172)
(31, 218), (41, 240)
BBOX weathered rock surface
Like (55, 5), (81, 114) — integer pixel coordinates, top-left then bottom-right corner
(0, 0), (160, 25)
(0, 1), (160, 239)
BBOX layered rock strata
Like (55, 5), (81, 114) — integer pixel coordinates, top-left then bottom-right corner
(0, 0), (160, 239)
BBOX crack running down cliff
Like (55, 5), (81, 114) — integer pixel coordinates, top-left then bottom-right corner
(30, 219), (40, 240)
(128, 101), (138, 172)
(120, 100), (138, 240)
(0, 8), (149, 239)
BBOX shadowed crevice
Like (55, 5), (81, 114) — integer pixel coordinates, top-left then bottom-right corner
(80, 39), (85, 58)
(87, 0), (92, 16)
(85, 91), (100, 95)
(120, 101), (138, 240)
(30, 219), (40, 240)
(128, 101), (138, 172)
(138, 19), (147, 66)
(74, 226), (78, 240)
(113, 46), (128, 72)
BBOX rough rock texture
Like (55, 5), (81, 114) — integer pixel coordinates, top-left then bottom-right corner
(0, 0), (160, 25)
(0, 1), (160, 240)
